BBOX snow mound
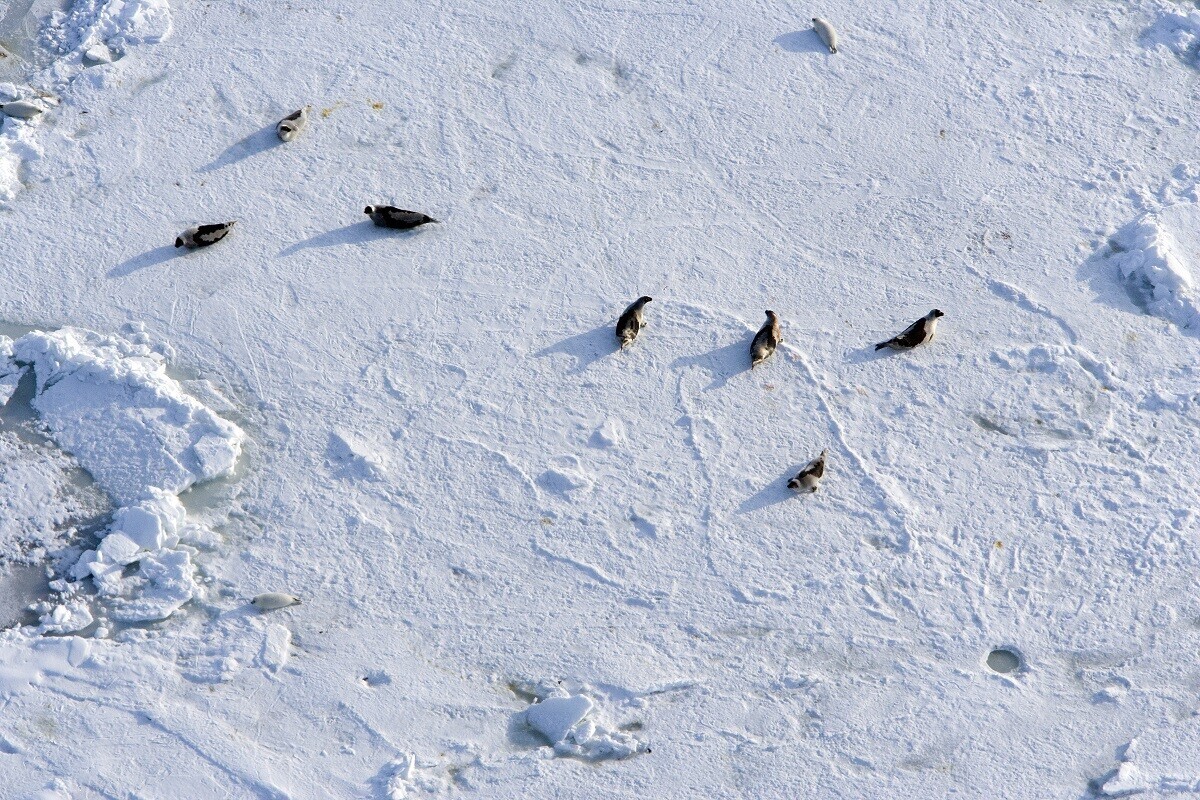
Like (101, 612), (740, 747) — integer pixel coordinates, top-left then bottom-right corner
(1110, 203), (1200, 331)
(519, 688), (647, 761)
(6, 326), (244, 624)
(537, 455), (594, 496)
(1143, 11), (1200, 65)
(1102, 721), (1200, 797)
(0, 119), (42, 203)
(327, 430), (388, 479)
(377, 754), (449, 800)
(0, 634), (92, 699)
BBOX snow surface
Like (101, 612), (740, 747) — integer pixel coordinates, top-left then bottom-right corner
(2, 0), (1200, 797)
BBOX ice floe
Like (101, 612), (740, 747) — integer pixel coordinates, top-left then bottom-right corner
(13, 327), (243, 505)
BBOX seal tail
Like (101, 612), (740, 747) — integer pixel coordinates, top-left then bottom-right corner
(874, 341), (889, 351)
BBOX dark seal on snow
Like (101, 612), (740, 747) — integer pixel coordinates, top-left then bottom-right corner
(875, 309), (944, 351)
(364, 206), (438, 229)
(175, 221), (236, 249)
(616, 296), (653, 348)
(751, 310), (782, 368)
(788, 449), (827, 493)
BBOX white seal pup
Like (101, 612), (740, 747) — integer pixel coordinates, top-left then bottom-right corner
(276, 107), (309, 142)
(615, 296), (653, 348)
(812, 18), (839, 53)
(788, 450), (827, 493)
(0, 99), (46, 120)
(251, 593), (301, 611)
(750, 310), (782, 368)
(875, 309), (944, 351)
(175, 221), (236, 249)
(364, 205), (438, 229)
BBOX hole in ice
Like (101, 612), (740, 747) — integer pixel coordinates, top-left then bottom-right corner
(0, 561), (48, 629)
(986, 648), (1023, 674)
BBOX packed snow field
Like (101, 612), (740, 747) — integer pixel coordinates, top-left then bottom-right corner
(2, 0), (1200, 797)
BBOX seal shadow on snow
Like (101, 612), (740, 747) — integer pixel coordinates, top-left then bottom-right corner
(670, 340), (750, 391)
(842, 342), (907, 364)
(278, 221), (416, 256)
(108, 245), (180, 277)
(737, 465), (810, 514)
(533, 325), (619, 374)
(198, 123), (283, 173)
(773, 30), (829, 55)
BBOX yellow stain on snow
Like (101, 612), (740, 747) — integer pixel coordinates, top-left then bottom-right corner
(320, 101), (347, 118)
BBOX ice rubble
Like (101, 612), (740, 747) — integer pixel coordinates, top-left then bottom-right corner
(0, 0), (172, 203)
(6, 326), (244, 624)
(42, 0), (173, 64)
(519, 687), (647, 761)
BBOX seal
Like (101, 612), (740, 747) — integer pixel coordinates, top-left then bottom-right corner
(788, 450), (827, 493)
(175, 221), (236, 249)
(364, 206), (438, 229)
(277, 107), (309, 142)
(615, 296), (653, 348)
(875, 309), (944, 351)
(0, 100), (45, 120)
(750, 310), (782, 368)
(251, 593), (301, 611)
(812, 18), (839, 53)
